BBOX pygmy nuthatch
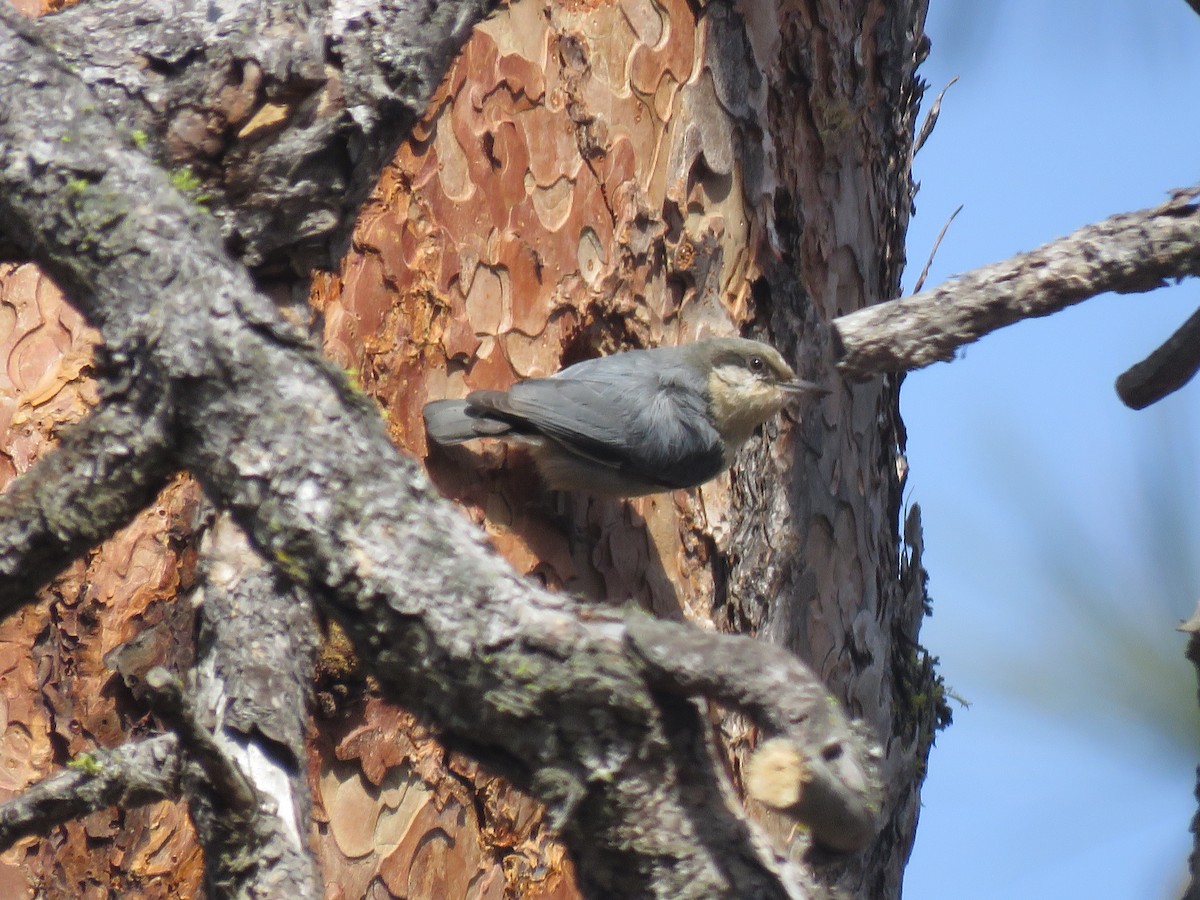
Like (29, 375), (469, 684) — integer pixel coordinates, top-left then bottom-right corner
(423, 337), (827, 497)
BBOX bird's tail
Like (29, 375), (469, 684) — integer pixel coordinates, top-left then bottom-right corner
(423, 399), (512, 445)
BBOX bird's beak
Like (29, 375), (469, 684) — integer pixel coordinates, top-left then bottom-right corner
(778, 378), (830, 397)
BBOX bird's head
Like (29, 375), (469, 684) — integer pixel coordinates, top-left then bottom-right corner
(688, 337), (828, 451)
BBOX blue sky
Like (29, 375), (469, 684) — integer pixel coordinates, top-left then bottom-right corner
(900, 2), (1200, 897)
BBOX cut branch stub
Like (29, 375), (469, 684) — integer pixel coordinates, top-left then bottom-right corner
(746, 737), (877, 854)
(625, 613), (883, 853)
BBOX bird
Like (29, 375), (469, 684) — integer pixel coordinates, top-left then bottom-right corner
(423, 337), (827, 497)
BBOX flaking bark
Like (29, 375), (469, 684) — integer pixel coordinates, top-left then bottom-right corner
(0, 6), (878, 895)
(26, 0), (503, 275)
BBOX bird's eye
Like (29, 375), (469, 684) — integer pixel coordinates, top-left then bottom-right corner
(748, 355), (765, 373)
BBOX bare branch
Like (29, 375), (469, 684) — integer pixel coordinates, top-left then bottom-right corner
(0, 0), (503, 608)
(0, 735), (180, 853)
(186, 514), (321, 897)
(911, 204), (963, 294)
(108, 514), (322, 898)
(143, 668), (259, 818)
(832, 189), (1200, 378)
(194, 515), (317, 803)
(1115, 304), (1200, 409)
(913, 75), (958, 157)
(143, 656), (322, 899)
(0, 372), (173, 612)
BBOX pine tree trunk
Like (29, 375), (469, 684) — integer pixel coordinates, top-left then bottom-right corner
(310, 0), (939, 896)
(0, 0), (941, 896)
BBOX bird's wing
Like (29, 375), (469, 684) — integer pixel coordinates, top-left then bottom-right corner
(469, 363), (725, 489)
